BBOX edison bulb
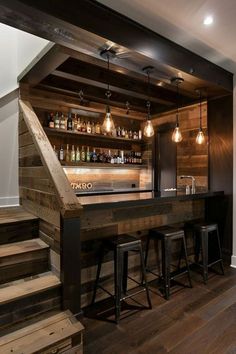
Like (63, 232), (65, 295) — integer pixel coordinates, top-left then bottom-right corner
(144, 120), (154, 137)
(102, 111), (115, 134)
(172, 125), (182, 143)
(196, 129), (205, 144)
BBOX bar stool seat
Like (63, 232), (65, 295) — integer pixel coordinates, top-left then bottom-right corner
(91, 234), (152, 323)
(185, 221), (224, 284)
(145, 226), (192, 300)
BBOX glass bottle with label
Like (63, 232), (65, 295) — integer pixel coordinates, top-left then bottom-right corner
(91, 148), (97, 163)
(71, 145), (76, 162)
(87, 121), (92, 134)
(86, 146), (91, 162)
(67, 113), (73, 130)
(95, 122), (101, 134)
(54, 112), (60, 129)
(60, 113), (66, 130)
(65, 144), (70, 163)
(76, 146), (80, 163)
(77, 116), (81, 132)
(91, 122), (95, 134)
(81, 121), (87, 133)
(48, 112), (55, 128)
(59, 145), (64, 161)
(81, 146), (86, 162)
(138, 130), (142, 140)
(73, 115), (78, 131)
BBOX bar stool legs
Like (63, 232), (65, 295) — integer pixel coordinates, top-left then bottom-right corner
(91, 235), (152, 323)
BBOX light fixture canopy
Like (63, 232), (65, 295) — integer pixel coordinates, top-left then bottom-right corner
(100, 49), (116, 134)
(171, 77), (184, 143)
(143, 66), (155, 138)
(195, 88), (205, 145)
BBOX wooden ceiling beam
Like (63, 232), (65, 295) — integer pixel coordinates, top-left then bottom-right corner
(0, 0), (232, 92)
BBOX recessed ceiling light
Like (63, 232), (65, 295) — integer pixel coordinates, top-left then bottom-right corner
(203, 15), (214, 26)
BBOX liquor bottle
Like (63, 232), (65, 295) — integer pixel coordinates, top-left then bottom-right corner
(76, 146), (80, 162)
(117, 126), (121, 137)
(95, 122), (101, 134)
(86, 146), (91, 162)
(67, 113), (73, 130)
(125, 130), (129, 139)
(59, 145), (64, 161)
(60, 113), (66, 130)
(81, 146), (86, 162)
(54, 112), (60, 129)
(138, 130), (142, 140)
(107, 150), (111, 163)
(87, 121), (92, 134)
(77, 116), (81, 132)
(120, 150), (124, 164)
(48, 112), (55, 128)
(91, 148), (97, 163)
(133, 131), (138, 140)
(121, 127), (125, 137)
(53, 145), (58, 158)
(91, 122), (95, 134)
(71, 145), (75, 162)
(129, 130), (133, 139)
(81, 121), (87, 133)
(73, 115), (78, 131)
(65, 144), (70, 163)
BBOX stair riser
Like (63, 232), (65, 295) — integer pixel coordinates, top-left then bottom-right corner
(0, 286), (61, 329)
(0, 249), (50, 284)
(0, 219), (39, 245)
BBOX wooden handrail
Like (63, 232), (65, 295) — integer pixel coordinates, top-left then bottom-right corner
(19, 99), (83, 218)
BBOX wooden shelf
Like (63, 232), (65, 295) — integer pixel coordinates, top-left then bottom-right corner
(44, 127), (144, 145)
(61, 162), (147, 169)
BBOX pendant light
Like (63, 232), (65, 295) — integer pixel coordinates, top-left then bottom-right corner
(196, 89), (205, 145)
(101, 50), (115, 134)
(143, 66), (154, 138)
(171, 77), (184, 143)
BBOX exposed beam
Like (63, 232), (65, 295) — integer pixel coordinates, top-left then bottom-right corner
(41, 74), (169, 113)
(0, 0), (232, 92)
(57, 58), (183, 106)
(19, 44), (70, 86)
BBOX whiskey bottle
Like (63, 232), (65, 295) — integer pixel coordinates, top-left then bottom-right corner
(81, 121), (87, 133)
(77, 116), (81, 132)
(81, 146), (86, 162)
(71, 145), (76, 162)
(95, 122), (101, 134)
(76, 146), (80, 162)
(73, 115), (78, 131)
(91, 148), (97, 163)
(60, 113), (66, 130)
(48, 112), (55, 128)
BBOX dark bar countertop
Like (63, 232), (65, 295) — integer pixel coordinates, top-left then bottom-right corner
(77, 190), (224, 210)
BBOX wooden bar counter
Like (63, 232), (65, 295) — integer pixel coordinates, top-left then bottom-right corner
(78, 190), (223, 307)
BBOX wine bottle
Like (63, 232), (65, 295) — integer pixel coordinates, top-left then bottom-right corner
(59, 145), (64, 161)
(67, 113), (73, 130)
(71, 145), (75, 162)
(81, 146), (86, 162)
(86, 146), (91, 162)
(48, 112), (55, 128)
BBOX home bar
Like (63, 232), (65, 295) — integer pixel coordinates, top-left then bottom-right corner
(0, 1), (234, 353)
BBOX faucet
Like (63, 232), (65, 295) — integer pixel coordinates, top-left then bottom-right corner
(179, 175), (196, 194)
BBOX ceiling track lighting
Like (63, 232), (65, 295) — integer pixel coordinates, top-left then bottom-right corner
(195, 89), (206, 145)
(100, 49), (116, 134)
(171, 77), (184, 143)
(143, 66), (155, 138)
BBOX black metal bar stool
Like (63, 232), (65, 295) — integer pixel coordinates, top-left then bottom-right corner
(91, 234), (152, 323)
(145, 226), (192, 300)
(185, 221), (224, 284)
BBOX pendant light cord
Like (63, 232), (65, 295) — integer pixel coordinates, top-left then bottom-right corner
(105, 53), (111, 112)
(199, 91), (202, 130)
(147, 70), (151, 119)
(176, 81), (180, 125)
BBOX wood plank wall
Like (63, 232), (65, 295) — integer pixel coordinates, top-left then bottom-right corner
(19, 111), (61, 275)
(80, 198), (205, 307)
(152, 102), (208, 191)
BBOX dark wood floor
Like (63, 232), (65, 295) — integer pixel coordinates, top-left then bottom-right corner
(82, 265), (236, 354)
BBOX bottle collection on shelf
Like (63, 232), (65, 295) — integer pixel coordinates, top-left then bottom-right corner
(48, 112), (142, 140)
(54, 144), (142, 165)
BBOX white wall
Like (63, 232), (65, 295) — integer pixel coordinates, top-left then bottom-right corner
(0, 24), (50, 206)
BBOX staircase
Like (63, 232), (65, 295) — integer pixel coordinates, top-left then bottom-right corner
(0, 206), (84, 353)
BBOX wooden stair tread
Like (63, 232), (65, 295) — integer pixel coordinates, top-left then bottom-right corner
(0, 238), (49, 258)
(0, 272), (60, 305)
(0, 206), (38, 225)
(0, 311), (84, 353)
